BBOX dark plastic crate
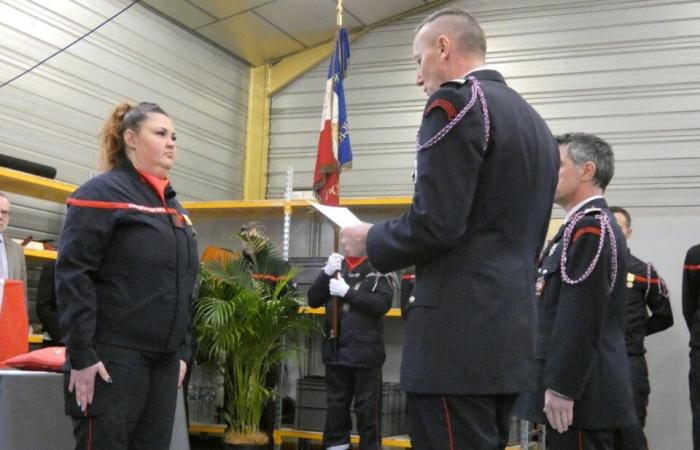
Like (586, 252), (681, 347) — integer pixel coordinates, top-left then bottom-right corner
(296, 375), (326, 409)
(295, 376), (407, 437)
(289, 257), (326, 297)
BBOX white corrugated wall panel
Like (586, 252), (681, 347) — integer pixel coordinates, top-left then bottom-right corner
(0, 0), (249, 242)
(267, 0), (700, 210)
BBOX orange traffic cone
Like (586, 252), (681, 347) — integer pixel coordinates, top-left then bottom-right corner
(0, 280), (28, 366)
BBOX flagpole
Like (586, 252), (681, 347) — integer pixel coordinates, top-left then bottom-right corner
(331, 0), (343, 356)
(336, 0), (343, 28)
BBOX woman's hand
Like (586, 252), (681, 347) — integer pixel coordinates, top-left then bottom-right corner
(68, 362), (112, 412)
(178, 360), (187, 388)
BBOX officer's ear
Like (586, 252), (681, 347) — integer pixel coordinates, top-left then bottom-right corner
(437, 35), (450, 60)
(581, 160), (597, 183)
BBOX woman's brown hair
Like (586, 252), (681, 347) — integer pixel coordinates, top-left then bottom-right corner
(98, 102), (168, 171)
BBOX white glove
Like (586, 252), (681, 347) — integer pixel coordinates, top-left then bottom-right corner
(323, 253), (344, 276)
(329, 276), (350, 298)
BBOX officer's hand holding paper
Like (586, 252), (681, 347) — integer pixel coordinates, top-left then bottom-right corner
(308, 202), (372, 257)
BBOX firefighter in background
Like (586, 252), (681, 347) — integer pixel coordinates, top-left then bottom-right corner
(307, 252), (397, 450)
(515, 133), (636, 449)
(239, 221), (295, 293)
(36, 260), (61, 346)
(683, 243), (700, 449)
(610, 206), (673, 450)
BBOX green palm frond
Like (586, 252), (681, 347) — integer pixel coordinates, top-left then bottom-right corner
(193, 241), (317, 435)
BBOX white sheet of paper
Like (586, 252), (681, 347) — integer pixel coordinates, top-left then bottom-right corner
(308, 202), (363, 228)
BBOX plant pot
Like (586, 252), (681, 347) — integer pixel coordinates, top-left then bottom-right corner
(223, 430), (269, 450)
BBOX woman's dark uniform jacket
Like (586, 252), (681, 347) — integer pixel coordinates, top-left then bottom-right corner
(56, 159), (199, 374)
(307, 258), (394, 367)
(365, 69), (560, 394)
(515, 198), (637, 429)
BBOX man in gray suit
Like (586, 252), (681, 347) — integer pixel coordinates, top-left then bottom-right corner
(0, 192), (28, 301)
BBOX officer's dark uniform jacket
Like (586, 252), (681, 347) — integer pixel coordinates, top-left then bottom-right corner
(56, 159), (199, 370)
(366, 69), (559, 394)
(307, 258), (394, 367)
(684, 244), (700, 347)
(624, 251), (673, 355)
(515, 197), (636, 429)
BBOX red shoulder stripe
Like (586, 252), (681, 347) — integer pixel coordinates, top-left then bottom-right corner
(633, 275), (661, 284)
(685, 264), (700, 271)
(425, 99), (457, 120)
(66, 198), (184, 223)
(402, 274), (415, 280)
(572, 226), (601, 243)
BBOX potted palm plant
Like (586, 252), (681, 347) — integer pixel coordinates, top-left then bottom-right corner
(194, 235), (316, 449)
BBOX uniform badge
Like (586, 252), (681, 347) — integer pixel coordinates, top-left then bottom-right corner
(626, 272), (635, 288)
(535, 277), (545, 296)
(424, 98), (457, 120)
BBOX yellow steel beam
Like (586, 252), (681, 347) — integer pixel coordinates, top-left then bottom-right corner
(24, 248), (57, 260)
(181, 197), (413, 220)
(242, 64), (271, 200)
(276, 428), (412, 448)
(301, 306), (402, 317)
(188, 423), (225, 434)
(0, 167), (76, 203)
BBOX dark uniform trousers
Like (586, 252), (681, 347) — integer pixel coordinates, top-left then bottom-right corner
(407, 393), (516, 450)
(615, 354), (650, 450)
(324, 364), (383, 450)
(67, 343), (180, 450)
(548, 427), (615, 450)
(690, 348), (700, 450)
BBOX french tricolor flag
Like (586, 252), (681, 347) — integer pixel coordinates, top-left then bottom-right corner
(312, 27), (352, 206)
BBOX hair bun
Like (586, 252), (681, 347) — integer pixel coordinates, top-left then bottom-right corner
(113, 102), (133, 124)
